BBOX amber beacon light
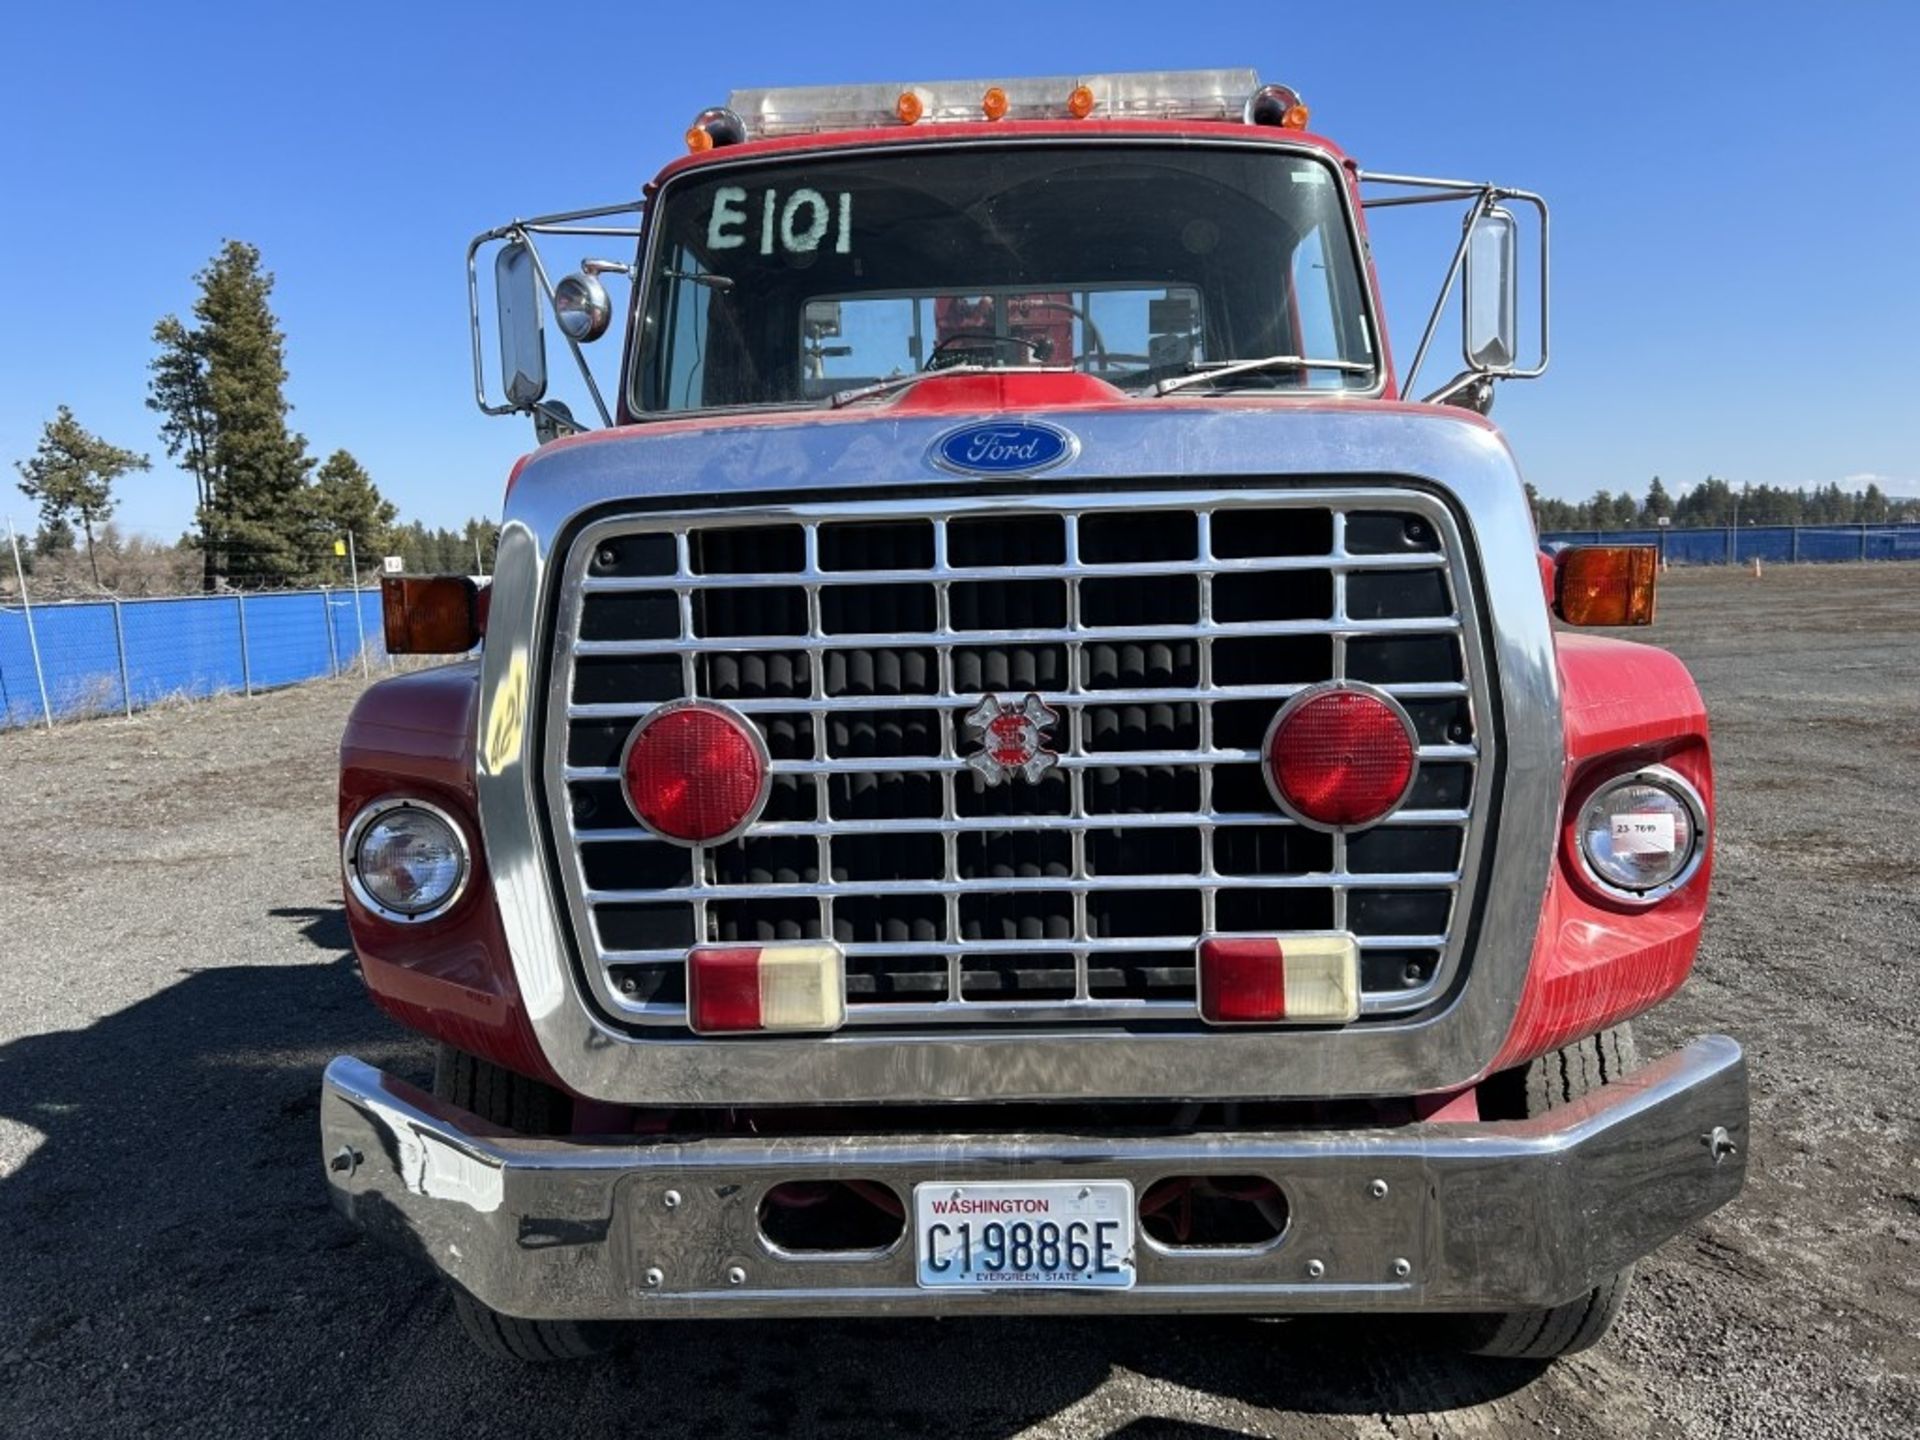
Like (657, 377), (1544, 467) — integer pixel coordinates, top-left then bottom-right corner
(685, 106), (747, 153)
(1245, 83), (1310, 129)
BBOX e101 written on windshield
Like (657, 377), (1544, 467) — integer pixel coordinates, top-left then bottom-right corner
(707, 186), (853, 256)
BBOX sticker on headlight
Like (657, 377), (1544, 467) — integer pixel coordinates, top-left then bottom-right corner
(1611, 812), (1677, 855)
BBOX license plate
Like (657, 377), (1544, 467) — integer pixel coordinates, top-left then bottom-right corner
(913, 1181), (1136, 1289)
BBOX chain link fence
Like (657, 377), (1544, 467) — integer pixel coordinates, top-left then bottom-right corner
(0, 585), (389, 729)
(10, 519), (1912, 730)
(1540, 521), (1920, 564)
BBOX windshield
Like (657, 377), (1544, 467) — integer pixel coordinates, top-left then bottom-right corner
(632, 144), (1376, 413)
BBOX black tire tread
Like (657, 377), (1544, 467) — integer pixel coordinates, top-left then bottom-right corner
(1449, 1024), (1640, 1361)
(1460, 1264), (1634, 1360)
(432, 1046), (623, 1364)
(451, 1290), (621, 1363)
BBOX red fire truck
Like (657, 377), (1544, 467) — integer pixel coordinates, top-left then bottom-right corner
(322, 70), (1745, 1363)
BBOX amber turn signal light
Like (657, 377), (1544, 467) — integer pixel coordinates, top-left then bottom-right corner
(382, 575), (482, 654)
(1554, 545), (1658, 627)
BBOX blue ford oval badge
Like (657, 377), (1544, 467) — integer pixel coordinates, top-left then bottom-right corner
(929, 420), (1078, 477)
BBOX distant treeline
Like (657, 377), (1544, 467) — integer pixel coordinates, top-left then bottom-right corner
(15, 516), (500, 600)
(1529, 476), (1918, 532)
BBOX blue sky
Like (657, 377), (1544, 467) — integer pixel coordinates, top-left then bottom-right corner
(3, 2), (1914, 540)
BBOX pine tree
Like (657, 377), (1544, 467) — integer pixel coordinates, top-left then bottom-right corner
(1643, 476), (1673, 522)
(308, 450), (397, 574)
(149, 241), (313, 589)
(13, 407), (150, 587)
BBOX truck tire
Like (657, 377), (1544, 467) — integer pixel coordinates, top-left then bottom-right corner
(1449, 1024), (1639, 1361)
(432, 1046), (625, 1363)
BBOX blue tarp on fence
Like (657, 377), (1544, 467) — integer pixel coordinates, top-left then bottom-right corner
(1539, 522), (1920, 565)
(0, 586), (387, 729)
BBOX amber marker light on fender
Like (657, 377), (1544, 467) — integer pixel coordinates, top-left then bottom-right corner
(1198, 935), (1361, 1025)
(689, 943), (847, 1035)
(1555, 544), (1658, 626)
(381, 575), (481, 654)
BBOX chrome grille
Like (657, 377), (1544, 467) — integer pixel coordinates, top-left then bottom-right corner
(544, 488), (1495, 1031)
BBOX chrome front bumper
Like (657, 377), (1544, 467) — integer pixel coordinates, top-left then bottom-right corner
(319, 1036), (1746, 1320)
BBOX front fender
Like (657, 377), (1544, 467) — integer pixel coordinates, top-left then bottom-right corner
(339, 661), (561, 1089)
(1489, 633), (1714, 1073)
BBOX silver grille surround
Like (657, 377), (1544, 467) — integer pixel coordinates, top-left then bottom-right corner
(542, 486), (1497, 1033)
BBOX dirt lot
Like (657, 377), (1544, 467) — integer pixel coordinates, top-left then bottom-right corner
(2, 563), (1916, 1439)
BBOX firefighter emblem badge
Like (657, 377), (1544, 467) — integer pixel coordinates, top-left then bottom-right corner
(964, 693), (1061, 786)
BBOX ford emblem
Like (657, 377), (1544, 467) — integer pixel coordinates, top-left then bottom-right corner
(928, 420), (1079, 477)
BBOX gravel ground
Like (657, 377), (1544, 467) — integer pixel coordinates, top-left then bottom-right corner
(1, 563), (1916, 1439)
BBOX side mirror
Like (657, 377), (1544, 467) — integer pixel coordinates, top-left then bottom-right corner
(1464, 208), (1518, 371)
(495, 242), (547, 409)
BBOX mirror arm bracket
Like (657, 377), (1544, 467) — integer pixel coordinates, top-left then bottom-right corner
(1401, 188), (1497, 400)
(1360, 173), (1551, 402)
(516, 237), (614, 428)
(1421, 371), (1496, 413)
(465, 201), (645, 427)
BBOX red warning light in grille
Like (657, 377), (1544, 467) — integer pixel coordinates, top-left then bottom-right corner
(621, 701), (770, 845)
(1262, 684), (1418, 829)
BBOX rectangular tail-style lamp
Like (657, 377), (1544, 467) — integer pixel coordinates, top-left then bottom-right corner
(688, 943), (847, 1035)
(1198, 935), (1361, 1025)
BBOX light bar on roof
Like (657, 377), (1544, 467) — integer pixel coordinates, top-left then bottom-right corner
(727, 69), (1262, 138)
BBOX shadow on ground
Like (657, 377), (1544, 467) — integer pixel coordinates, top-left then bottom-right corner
(0, 903), (1541, 1437)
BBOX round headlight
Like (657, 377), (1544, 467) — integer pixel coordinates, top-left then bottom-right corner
(1576, 766), (1706, 902)
(346, 800), (470, 922)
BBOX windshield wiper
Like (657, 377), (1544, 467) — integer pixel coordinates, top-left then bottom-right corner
(828, 364), (1068, 409)
(664, 268), (734, 292)
(1154, 355), (1374, 396)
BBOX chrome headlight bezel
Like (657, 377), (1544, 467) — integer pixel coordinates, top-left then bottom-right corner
(1574, 764), (1709, 905)
(343, 798), (472, 924)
